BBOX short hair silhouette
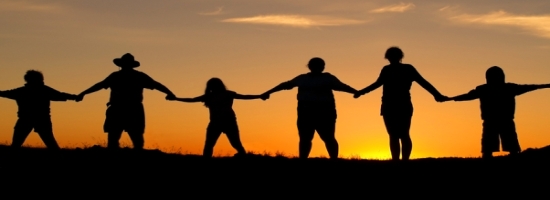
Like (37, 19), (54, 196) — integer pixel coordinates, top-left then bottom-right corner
(385, 47), (404, 62)
(24, 70), (44, 84)
(203, 77), (227, 108)
(307, 57), (325, 73)
(486, 66), (505, 84)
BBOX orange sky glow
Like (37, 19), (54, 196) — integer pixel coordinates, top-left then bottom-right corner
(1, 0), (550, 159)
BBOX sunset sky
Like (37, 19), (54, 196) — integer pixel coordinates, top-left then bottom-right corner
(1, 0), (550, 159)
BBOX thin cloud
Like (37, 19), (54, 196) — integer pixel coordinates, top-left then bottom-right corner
(221, 15), (365, 28)
(199, 7), (224, 16)
(449, 10), (550, 39)
(370, 2), (415, 13)
(0, 0), (62, 12)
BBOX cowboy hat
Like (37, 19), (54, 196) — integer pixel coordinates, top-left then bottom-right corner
(113, 53), (140, 68)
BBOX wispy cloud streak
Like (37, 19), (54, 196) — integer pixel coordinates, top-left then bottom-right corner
(449, 10), (550, 38)
(370, 2), (415, 13)
(221, 15), (365, 28)
(199, 7), (224, 16)
(0, 0), (62, 12)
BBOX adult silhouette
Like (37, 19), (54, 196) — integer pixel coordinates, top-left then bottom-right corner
(0, 70), (77, 149)
(354, 47), (448, 161)
(167, 78), (264, 158)
(261, 57), (357, 159)
(76, 53), (176, 150)
(448, 66), (550, 159)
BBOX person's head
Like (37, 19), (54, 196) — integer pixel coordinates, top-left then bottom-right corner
(307, 57), (325, 74)
(205, 77), (227, 94)
(385, 46), (404, 63)
(204, 78), (227, 107)
(485, 66), (505, 84)
(24, 70), (44, 85)
(113, 53), (140, 70)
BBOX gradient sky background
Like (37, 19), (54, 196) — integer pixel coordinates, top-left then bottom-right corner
(1, 0), (550, 159)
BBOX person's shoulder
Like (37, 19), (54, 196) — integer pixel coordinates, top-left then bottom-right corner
(227, 90), (237, 95)
(505, 82), (519, 86)
(402, 63), (417, 71)
(475, 84), (487, 90)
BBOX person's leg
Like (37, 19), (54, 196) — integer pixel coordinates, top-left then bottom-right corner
(126, 104), (146, 150)
(297, 114), (315, 159)
(107, 130), (123, 149)
(481, 120), (499, 159)
(11, 118), (33, 148)
(223, 121), (247, 156)
(500, 120), (521, 155)
(316, 108), (338, 159)
(35, 118), (60, 150)
(203, 122), (223, 158)
(104, 105), (123, 149)
(399, 115), (413, 161)
(128, 131), (145, 150)
(383, 114), (401, 161)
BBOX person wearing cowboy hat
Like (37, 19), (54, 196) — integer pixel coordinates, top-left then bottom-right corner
(76, 53), (176, 150)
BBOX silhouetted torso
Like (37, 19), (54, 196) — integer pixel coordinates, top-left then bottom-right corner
(378, 63), (420, 103)
(98, 70), (157, 105)
(202, 90), (237, 122)
(290, 72), (340, 107)
(0, 84), (73, 118)
(470, 83), (532, 120)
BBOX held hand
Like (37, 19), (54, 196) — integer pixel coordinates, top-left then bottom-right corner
(353, 91), (364, 99)
(435, 95), (451, 102)
(261, 93), (270, 100)
(75, 94), (84, 102)
(166, 94), (176, 101)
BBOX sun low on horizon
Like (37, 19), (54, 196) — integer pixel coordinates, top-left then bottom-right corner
(1, 0), (550, 159)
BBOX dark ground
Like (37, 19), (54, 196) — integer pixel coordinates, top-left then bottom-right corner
(1, 145), (549, 197)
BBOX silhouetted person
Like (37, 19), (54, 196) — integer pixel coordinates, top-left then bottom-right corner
(167, 78), (263, 158)
(261, 57), (357, 159)
(448, 66), (550, 159)
(76, 53), (176, 150)
(0, 70), (77, 149)
(354, 47), (448, 161)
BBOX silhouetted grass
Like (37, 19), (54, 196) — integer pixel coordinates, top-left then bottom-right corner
(1, 144), (549, 196)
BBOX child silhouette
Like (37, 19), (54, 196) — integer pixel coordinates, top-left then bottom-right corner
(0, 70), (77, 149)
(449, 66), (550, 159)
(168, 78), (265, 158)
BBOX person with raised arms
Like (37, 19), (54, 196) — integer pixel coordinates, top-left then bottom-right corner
(167, 77), (265, 158)
(0, 70), (78, 149)
(261, 57), (357, 160)
(76, 53), (176, 150)
(446, 66), (550, 159)
(354, 47), (449, 161)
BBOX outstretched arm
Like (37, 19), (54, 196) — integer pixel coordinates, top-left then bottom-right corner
(77, 79), (109, 101)
(235, 93), (263, 100)
(355, 80), (382, 98)
(331, 76), (357, 94)
(262, 78), (298, 96)
(150, 80), (176, 99)
(170, 95), (204, 103)
(451, 89), (479, 101)
(413, 68), (448, 102)
(0, 88), (21, 100)
(355, 68), (385, 98)
(514, 84), (550, 96)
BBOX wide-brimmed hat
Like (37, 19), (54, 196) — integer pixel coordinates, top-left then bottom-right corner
(113, 53), (140, 68)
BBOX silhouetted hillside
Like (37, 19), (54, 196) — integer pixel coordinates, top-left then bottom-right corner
(1, 144), (549, 196)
